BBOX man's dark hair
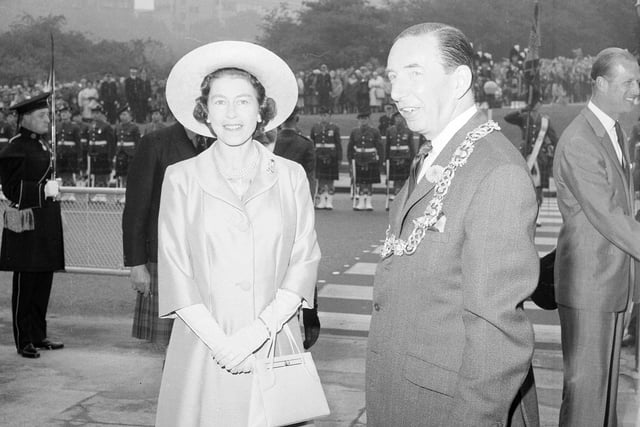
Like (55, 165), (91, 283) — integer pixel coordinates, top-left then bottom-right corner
(395, 23), (476, 88)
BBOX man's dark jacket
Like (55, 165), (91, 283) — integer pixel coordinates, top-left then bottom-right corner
(122, 123), (199, 266)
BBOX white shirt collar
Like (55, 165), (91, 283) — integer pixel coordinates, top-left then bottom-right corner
(588, 100), (616, 132)
(417, 105), (478, 183)
(588, 100), (622, 163)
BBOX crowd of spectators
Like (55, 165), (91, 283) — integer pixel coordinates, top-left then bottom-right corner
(0, 46), (599, 126)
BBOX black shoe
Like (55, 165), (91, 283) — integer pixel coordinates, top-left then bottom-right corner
(34, 339), (64, 350)
(18, 343), (40, 358)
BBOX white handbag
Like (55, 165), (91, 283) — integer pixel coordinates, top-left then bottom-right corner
(254, 324), (330, 427)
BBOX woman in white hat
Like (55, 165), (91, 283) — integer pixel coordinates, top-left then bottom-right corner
(156, 41), (321, 426)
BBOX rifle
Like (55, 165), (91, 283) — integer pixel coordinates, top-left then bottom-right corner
(49, 33), (57, 180)
(351, 159), (357, 209)
(385, 159), (390, 211)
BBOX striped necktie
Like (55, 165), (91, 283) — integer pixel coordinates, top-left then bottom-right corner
(407, 140), (433, 195)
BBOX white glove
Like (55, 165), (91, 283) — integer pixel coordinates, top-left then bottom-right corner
(44, 180), (60, 199)
(258, 288), (303, 334)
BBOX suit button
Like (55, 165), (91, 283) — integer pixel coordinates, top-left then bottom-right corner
(373, 303), (380, 311)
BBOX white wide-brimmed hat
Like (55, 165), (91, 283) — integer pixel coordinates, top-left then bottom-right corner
(165, 40), (298, 137)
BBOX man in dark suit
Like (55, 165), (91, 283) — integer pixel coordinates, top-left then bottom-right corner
(122, 122), (210, 345)
(366, 23), (539, 426)
(271, 109), (321, 349)
(553, 47), (640, 426)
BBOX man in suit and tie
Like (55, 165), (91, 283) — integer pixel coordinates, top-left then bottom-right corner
(122, 123), (212, 345)
(366, 23), (540, 426)
(553, 47), (640, 426)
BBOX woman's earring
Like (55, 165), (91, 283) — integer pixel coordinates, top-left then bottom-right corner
(257, 115), (262, 123)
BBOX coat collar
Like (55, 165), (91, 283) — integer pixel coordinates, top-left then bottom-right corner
(194, 139), (278, 210)
(394, 111), (488, 233)
(581, 108), (630, 191)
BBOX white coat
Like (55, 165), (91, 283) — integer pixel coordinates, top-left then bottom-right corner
(155, 140), (321, 426)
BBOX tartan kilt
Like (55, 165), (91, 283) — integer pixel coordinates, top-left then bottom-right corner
(354, 161), (381, 184)
(388, 159), (411, 181)
(132, 262), (173, 345)
(315, 159), (339, 181)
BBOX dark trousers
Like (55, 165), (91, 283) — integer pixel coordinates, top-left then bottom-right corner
(12, 271), (54, 350)
(558, 304), (625, 427)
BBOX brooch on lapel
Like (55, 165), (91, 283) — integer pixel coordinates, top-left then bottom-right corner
(267, 158), (275, 174)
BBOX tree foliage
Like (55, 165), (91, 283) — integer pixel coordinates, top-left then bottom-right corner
(0, 14), (173, 84)
(259, 0), (639, 70)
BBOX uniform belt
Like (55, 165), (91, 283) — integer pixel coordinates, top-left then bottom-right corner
(316, 143), (336, 148)
(0, 138), (8, 143)
(59, 141), (76, 146)
(118, 142), (135, 147)
(91, 140), (107, 146)
(390, 146), (409, 151)
(355, 147), (377, 153)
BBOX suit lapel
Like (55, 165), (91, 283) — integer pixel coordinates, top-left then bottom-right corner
(396, 112), (486, 233)
(582, 108), (631, 205)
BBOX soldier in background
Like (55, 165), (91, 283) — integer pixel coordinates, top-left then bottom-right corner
(56, 103), (82, 201)
(114, 105), (140, 191)
(385, 112), (416, 198)
(347, 108), (383, 211)
(0, 109), (15, 152)
(272, 108), (315, 195)
(124, 66), (146, 124)
(310, 107), (341, 210)
(85, 104), (115, 199)
(99, 72), (120, 125)
(141, 106), (166, 137)
(504, 88), (558, 224)
(378, 103), (396, 136)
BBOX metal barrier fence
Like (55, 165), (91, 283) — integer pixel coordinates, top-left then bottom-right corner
(0, 186), (129, 276)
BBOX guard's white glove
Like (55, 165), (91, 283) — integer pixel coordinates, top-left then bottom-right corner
(44, 180), (60, 199)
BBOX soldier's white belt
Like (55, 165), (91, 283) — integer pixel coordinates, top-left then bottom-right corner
(119, 142), (135, 147)
(0, 138), (8, 143)
(59, 141), (77, 146)
(390, 146), (409, 151)
(90, 140), (108, 146)
(316, 143), (336, 148)
(355, 147), (377, 153)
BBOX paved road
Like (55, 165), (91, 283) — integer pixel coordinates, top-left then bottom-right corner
(315, 195), (561, 349)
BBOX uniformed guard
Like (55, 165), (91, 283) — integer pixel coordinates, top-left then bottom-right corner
(347, 108), (383, 211)
(504, 88), (558, 220)
(56, 103), (82, 200)
(114, 104), (140, 189)
(0, 92), (65, 359)
(272, 108), (315, 195)
(85, 104), (115, 199)
(310, 107), (342, 209)
(385, 112), (417, 198)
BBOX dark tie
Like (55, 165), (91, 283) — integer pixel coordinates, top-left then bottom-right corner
(614, 121), (627, 170)
(407, 140), (433, 195)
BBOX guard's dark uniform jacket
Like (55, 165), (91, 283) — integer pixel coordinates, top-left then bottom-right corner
(310, 121), (342, 180)
(0, 128), (64, 272)
(385, 125), (417, 181)
(347, 124), (383, 184)
(56, 121), (82, 175)
(85, 119), (115, 176)
(114, 122), (140, 177)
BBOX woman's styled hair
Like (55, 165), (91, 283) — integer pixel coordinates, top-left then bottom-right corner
(193, 67), (277, 137)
